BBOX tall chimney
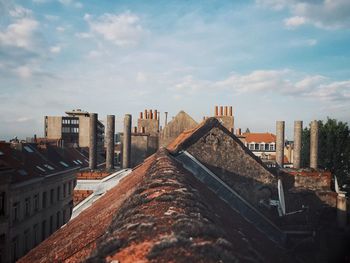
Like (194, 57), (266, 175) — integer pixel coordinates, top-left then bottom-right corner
(310, 120), (318, 169)
(154, 110), (158, 120)
(144, 110), (148, 119)
(122, 114), (132, 169)
(276, 121), (285, 168)
(149, 110), (153, 119)
(224, 106), (228, 116)
(140, 112), (143, 119)
(89, 113), (98, 170)
(229, 106), (233, 117)
(220, 106), (224, 116)
(164, 112), (168, 126)
(133, 127), (137, 133)
(293, 121), (302, 169)
(215, 106), (218, 116)
(236, 128), (242, 135)
(106, 115), (115, 171)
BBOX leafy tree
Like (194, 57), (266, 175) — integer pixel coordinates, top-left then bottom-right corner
(301, 118), (350, 184)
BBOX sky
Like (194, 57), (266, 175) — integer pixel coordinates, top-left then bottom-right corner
(0, 0), (349, 140)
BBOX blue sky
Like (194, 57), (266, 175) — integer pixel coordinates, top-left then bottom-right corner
(0, 0), (349, 140)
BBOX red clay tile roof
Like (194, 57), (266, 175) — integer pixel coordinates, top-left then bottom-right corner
(19, 148), (292, 262)
(73, 190), (93, 206)
(244, 132), (276, 143)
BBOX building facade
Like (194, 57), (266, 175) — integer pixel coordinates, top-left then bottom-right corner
(44, 109), (105, 151)
(0, 142), (85, 262)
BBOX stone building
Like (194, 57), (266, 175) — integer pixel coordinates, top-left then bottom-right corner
(0, 141), (87, 262)
(44, 109), (105, 151)
(159, 110), (198, 147)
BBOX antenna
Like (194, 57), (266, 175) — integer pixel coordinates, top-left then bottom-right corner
(278, 179), (286, 216)
(335, 175), (340, 194)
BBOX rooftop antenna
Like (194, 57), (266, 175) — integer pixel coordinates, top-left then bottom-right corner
(267, 179), (306, 217)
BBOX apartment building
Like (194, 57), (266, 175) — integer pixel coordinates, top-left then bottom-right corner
(44, 109), (105, 151)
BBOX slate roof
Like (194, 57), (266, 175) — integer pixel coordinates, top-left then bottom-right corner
(19, 148), (292, 262)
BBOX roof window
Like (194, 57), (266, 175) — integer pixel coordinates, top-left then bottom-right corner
(60, 161), (69, 168)
(24, 146), (34, 153)
(76, 160), (83, 164)
(44, 164), (55, 171)
(73, 160), (79, 165)
(36, 166), (46, 172)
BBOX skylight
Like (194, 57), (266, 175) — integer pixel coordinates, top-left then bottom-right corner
(60, 161), (69, 168)
(36, 166), (46, 172)
(73, 160), (79, 165)
(44, 164), (55, 171)
(76, 160), (83, 164)
(24, 146), (34, 153)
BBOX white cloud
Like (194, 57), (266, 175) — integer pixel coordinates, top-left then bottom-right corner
(56, 26), (65, 32)
(284, 16), (306, 28)
(257, 0), (350, 29)
(82, 12), (144, 46)
(170, 69), (350, 103)
(9, 5), (32, 17)
(0, 17), (39, 49)
(50, 45), (61, 53)
(45, 15), (59, 21)
(14, 66), (32, 78)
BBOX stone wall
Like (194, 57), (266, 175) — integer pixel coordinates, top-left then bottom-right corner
(187, 127), (276, 206)
(286, 170), (331, 190)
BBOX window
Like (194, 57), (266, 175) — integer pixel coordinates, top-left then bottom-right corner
(23, 146), (34, 153)
(63, 183), (67, 198)
(33, 224), (39, 246)
(36, 166), (46, 172)
(24, 229), (30, 253)
(11, 236), (19, 262)
(41, 220), (46, 241)
(12, 202), (20, 222)
(57, 186), (60, 201)
(60, 161), (69, 168)
(0, 192), (5, 216)
(56, 211), (60, 229)
(62, 209), (66, 224)
(270, 144), (275, 151)
(260, 144), (265, 151)
(50, 189), (54, 204)
(42, 192), (47, 208)
(248, 143), (254, 150)
(265, 143), (269, 151)
(254, 143), (259, 150)
(50, 215), (54, 234)
(34, 194), (39, 212)
(25, 197), (31, 216)
(68, 181), (72, 195)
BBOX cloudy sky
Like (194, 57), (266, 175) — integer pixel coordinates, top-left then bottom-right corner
(0, 0), (349, 140)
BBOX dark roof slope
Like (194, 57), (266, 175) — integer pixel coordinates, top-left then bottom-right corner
(20, 149), (292, 262)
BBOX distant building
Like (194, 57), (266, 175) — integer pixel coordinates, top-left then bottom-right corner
(240, 132), (292, 167)
(0, 141), (87, 262)
(44, 109), (105, 151)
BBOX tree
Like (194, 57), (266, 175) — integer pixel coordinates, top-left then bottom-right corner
(301, 118), (350, 184)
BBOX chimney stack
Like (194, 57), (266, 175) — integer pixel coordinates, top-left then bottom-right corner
(224, 106), (228, 116)
(337, 192), (347, 228)
(144, 110), (148, 119)
(293, 121), (302, 169)
(220, 106), (224, 116)
(236, 128), (242, 135)
(122, 114), (132, 168)
(140, 112), (143, 119)
(89, 113), (98, 170)
(106, 115), (115, 171)
(154, 110), (158, 120)
(149, 110), (153, 119)
(276, 121), (285, 168)
(229, 106), (233, 117)
(164, 112), (168, 126)
(310, 120), (319, 169)
(215, 106), (218, 116)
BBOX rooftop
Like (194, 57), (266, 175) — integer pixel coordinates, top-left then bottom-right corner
(244, 132), (276, 144)
(19, 148), (292, 262)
